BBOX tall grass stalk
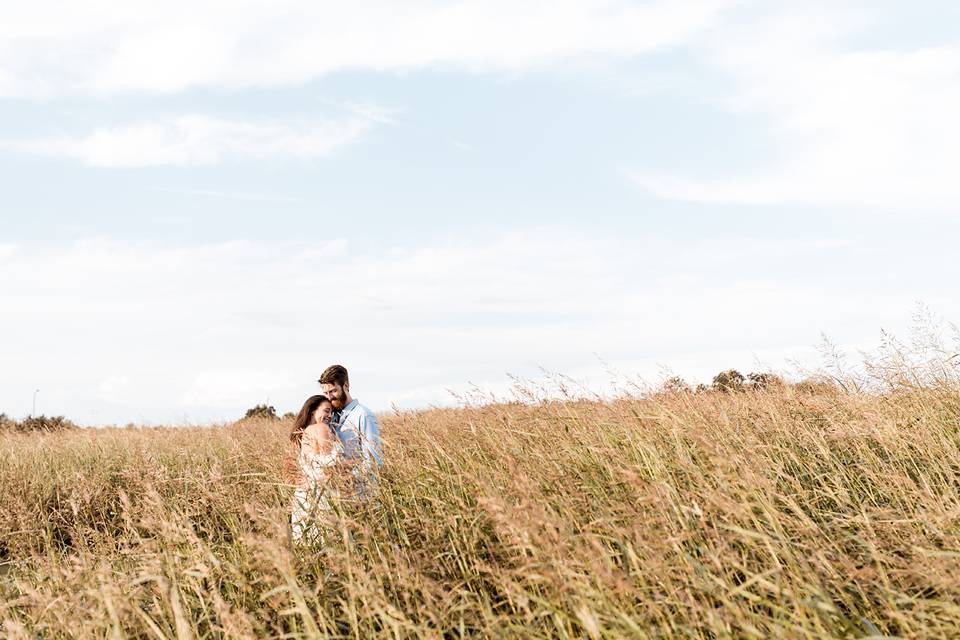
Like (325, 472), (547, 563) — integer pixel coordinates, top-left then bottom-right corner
(2, 380), (960, 637)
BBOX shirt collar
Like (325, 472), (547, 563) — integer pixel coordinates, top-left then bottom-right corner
(341, 399), (358, 414)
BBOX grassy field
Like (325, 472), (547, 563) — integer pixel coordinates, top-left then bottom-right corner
(2, 382), (960, 638)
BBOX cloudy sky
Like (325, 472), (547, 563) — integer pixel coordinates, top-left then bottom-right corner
(2, 0), (958, 424)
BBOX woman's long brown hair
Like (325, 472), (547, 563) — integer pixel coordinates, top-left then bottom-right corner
(289, 394), (330, 448)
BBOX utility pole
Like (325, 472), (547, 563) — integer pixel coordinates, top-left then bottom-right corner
(32, 389), (40, 418)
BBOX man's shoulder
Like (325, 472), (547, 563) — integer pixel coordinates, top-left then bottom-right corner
(339, 401), (375, 425)
(355, 400), (374, 414)
(353, 401), (378, 423)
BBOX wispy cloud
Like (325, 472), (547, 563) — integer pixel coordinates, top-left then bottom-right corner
(321, 100), (402, 126)
(631, 6), (960, 209)
(180, 370), (298, 409)
(10, 113), (374, 167)
(0, 244), (18, 260)
(0, 229), (938, 424)
(96, 376), (132, 404)
(151, 187), (304, 204)
(0, 0), (735, 98)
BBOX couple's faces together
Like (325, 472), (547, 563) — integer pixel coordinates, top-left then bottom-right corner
(322, 382), (347, 411)
(312, 382), (348, 425)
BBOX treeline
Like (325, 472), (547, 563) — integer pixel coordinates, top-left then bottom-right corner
(242, 404), (297, 421)
(0, 414), (78, 432)
(1, 377), (836, 433)
(661, 370), (836, 395)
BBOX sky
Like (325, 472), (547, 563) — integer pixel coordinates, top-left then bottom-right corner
(1, 0), (958, 425)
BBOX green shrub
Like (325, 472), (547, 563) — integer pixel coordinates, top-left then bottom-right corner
(712, 368), (745, 392)
(748, 371), (785, 390)
(243, 404), (278, 420)
(1, 414), (78, 432)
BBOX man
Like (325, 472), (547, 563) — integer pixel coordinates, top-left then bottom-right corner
(319, 365), (382, 487)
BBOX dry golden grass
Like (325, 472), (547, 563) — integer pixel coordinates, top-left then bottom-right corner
(2, 382), (960, 638)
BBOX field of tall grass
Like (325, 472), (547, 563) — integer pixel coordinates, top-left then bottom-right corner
(3, 350), (960, 637)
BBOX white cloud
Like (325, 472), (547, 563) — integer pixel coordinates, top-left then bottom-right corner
(323, 101), (401, 126)
(150, 187), (304, 203)
(11, 113), (374, 167)
(180, 370), (298, 408)
(0, 0), (735, 97)
(0, 244), (18, 260)
(0, 229), (947, 424)
(97, 376), (131, 403)
(631, 6), (960, 208)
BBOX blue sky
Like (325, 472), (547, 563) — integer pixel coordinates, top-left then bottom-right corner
(1, 0), (958, 424)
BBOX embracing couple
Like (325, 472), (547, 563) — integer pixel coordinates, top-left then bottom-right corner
(287, 364), (382, 546)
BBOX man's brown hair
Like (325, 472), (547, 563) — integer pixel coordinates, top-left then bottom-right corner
(319, 364), (349, 387)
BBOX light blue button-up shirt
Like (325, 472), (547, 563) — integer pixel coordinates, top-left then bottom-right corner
(334, 399), (382, 479)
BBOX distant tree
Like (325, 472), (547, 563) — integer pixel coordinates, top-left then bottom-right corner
(0, 413), (16, 430)
(748, 372), (785, 390)
(660, 376), (692, 394)
(243, 404), (278, 420)
(282, 411), (297, 420)
(712, 369), (745, 393)
(694, 383), (711, 394)
(16, 415), (78, 431)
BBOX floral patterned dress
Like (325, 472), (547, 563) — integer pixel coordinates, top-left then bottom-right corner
(290, 439), (343, 545)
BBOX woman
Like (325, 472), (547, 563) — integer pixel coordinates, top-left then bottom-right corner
(288, 394), (343, 546)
